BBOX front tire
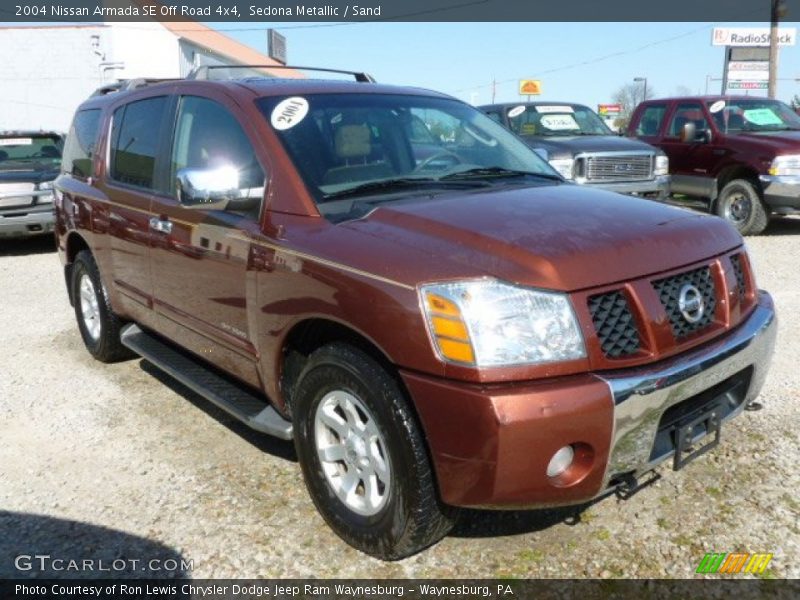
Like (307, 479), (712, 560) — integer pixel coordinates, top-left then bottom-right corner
(715, 179), (770, 235)
(71, 250), (132, 363)
(292, 343), (455, 560)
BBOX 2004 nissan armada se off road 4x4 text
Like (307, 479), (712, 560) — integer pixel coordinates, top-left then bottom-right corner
(55, 67), (776, 560)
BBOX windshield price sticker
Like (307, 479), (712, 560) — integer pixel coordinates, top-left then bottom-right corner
(709, 100), (726, 113)
(535, 105), (574, 114)
(743, 108), (783, 126)
(540, 114), (579, 130)
(507, 105), (527, 118)
(0, 137), (32, 146)
(271, 97), (309, 131)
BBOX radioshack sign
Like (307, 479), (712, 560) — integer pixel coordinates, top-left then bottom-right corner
(712, 27), (796, 47)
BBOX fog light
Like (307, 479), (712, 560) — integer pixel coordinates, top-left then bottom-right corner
(547, 445), (575, 478)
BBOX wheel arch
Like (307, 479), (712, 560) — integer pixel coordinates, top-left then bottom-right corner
(63, 231), (91, 306)
(278, 317), (400, 416)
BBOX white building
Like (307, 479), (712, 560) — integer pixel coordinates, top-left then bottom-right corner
(0, 21), (288, 132)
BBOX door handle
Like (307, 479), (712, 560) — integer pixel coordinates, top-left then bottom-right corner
(149, 217), (173, 234)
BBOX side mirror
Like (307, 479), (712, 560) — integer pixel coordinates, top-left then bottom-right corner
(176, 166), (239, 210)
(680, 122), (696, 143)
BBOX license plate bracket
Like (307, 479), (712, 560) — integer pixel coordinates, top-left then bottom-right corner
(673, 402), (722, 471)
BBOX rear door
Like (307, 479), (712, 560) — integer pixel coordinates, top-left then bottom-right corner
(99, 94), (173, 320)
(149, 92), (267, 386)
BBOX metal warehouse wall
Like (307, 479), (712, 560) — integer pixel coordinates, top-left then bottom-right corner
(0, 23), (181, 133)
(0, 26), (109, 132)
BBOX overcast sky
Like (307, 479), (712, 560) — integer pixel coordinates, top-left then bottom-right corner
(220, 21), (800, 108)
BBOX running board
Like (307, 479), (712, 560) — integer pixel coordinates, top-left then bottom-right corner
(120, 324), (293, 440)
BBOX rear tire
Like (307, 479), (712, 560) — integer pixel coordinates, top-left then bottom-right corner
(715, 179), (770, 235)
(71, 250), (133, 363)
(292, 342), (455, 560)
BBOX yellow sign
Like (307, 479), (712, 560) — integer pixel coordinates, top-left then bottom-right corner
(519, 80), (542, 95)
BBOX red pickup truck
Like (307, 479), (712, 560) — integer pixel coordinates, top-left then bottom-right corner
(628, 95), (800, 235)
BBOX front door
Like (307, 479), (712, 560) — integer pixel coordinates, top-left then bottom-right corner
(149, 93), (267, 386)
(659, 101), (718, 198)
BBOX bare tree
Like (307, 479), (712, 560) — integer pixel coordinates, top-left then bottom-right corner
(611, 82), (655, 130)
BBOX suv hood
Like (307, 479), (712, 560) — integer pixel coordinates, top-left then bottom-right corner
(520, 134), (657, 158)
(342, 184), (741, 291)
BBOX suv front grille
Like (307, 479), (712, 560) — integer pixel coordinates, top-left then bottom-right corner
(588, 290), (641, 358)
(730, 254), (746, 302)
(653, 266), (716, 339)
(584, 154), (652, 182)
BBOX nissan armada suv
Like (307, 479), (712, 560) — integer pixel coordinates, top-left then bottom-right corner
(55, 68), (776, 560)
(628, 95), (800, 235)
(480, 102), (670, 197)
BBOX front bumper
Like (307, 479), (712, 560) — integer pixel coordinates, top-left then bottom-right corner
(759, 174), (800, 212)
(577, 175), (670, 197)
(0, 204), (55, 238)
(404, 291), (776, 508)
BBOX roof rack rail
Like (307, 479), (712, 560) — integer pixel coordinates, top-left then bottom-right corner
(91, 78), (178, 97)
(187, 64), (376, 83)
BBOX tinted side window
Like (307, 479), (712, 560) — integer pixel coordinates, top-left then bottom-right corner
(171, 96), (265, 220)
(110, 96), (168, 189)
(484, 111), (502, 124)
(635, 104), (667, 136)
(668, 103), (709, 138)
(62, 109), (101, 179)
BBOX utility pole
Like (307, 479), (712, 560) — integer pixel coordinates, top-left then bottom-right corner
(768, 0), (787, 98)
(492, 78), (496, 103)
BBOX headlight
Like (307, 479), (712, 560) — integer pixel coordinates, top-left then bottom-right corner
(548, 157), (574, 180)
(654, 154), (669, 176)
(420, 280), (586, 367)
(37, 181), (54, 203)
(769, 154), (800, 177)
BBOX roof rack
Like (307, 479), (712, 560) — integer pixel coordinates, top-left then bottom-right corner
(187, 64), (376, 83)
(91, 78), (178, 96)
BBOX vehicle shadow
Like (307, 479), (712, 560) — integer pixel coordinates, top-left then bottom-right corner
(138, 360), (297, 463)
(0, 235), (55, 256)
(764, 215), (800, 236)
(450, 502), (596, 538)
(0, 511), (191, 582)
(449, 472), (660, 538)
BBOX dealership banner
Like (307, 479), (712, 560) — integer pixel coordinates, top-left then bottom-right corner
(0, 0), (796, 22)
(2, 578), (800, 599)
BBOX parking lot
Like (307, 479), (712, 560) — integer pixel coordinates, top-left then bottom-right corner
(1, 218), (798, 579)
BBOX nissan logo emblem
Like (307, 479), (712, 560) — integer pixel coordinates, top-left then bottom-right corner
(678, 284), (705, 324)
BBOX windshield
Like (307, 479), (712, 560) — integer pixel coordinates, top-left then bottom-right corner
(0, 134), (63, 166)
(256, 93), (559, 214)
(706, 99), (800, 133)
(507, 104), (612, 137)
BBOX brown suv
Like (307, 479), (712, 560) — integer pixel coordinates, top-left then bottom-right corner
(55, 69), (777, 560)
(628, 95), (800, 235)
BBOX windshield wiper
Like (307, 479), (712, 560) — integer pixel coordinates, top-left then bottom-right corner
(321, 177), (488, 201)
(439, 167), (563, 183)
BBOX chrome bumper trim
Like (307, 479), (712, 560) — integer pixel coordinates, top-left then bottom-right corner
(599, 292), (776, 482)
(580, 175), (670, 196)
(759, 174), (800, 209)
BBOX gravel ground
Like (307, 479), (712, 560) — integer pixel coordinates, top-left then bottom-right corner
(1, 219), (798, 580)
